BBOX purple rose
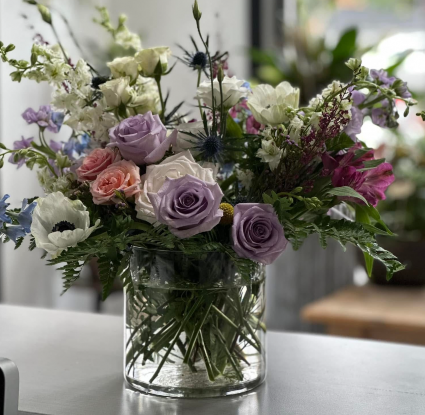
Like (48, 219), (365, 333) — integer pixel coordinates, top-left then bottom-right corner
(22, 105), (63, 133)
(232, 203), (288, 265)
(108, 112), (177, 165)
(148, 175), (223, 238)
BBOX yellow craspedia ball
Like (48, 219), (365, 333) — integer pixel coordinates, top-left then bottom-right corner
(219, 203), (234, 225)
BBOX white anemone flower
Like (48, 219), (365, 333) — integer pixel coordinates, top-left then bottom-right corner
(31, 192), (100, 258)
(247, 81), (300, 126)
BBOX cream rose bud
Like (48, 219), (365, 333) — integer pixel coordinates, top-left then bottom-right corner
(135, 47), (171, 77)
(99, 77), (132, 108)
(196, 76), (248, 109)
(30, 192), (100, 258)
(247, 81), (300, 126)
(135, 150), (215, 223)
(107, 56), (139, 82)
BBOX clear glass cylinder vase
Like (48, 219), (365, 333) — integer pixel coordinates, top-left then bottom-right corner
(124, 247), (266, 398)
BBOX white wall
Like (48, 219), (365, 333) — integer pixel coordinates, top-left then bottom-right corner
(0, 0), (249, 308)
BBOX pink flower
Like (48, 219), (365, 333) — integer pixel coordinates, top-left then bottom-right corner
(246, 115), (261, 134)
(359, 162), (395, 206)
(90, 160), (141, 205)
(76, 148), (121, 182)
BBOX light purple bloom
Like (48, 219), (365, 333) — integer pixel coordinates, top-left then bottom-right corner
(351, 89), (366, 106)
(371, 108), (388, 127)
(8, 136), (34, 168)
(0, 194), (11, 224)
(148, 175), (223, 238)
(109, 112), (177, 165)
(370, 69), (396, 86)
(17, 199), (37, 232)
(49, 140), (63, 153)
(22, 105), (64, 133)
(344, 107), (364, 140)
(3, 225), (27, 243)
(395, 81), (412, 99)
(232, 203), (288, 265)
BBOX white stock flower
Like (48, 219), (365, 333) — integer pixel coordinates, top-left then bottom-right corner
(127, 76), (160, 114)
(135, 47), (171, 77)
(115, 28), (142, 51)
(310, 112), (322, 128)
(135, 150), (216, 223)
(247, 81), (300, 126)
(70, 59), (92, 90)
(289, 116), (304, 142)
(256, 139), (283, 171)
(99, 77), (132, 108)
(107, 56), (139, 82)
(236, 169), (254, 190)
(31, 192), (100, 257)
(196, 76), (248, 109)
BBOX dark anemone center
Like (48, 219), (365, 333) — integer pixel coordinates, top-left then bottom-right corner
(52, 220), (76, 233)
(191, 51), (207, 68)
(91, 76), (109, 90)
(201, 135), (222, 158)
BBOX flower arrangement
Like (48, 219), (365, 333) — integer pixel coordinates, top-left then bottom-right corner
(0, 0), (420, 395)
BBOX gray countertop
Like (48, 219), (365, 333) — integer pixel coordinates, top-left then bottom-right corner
(1, 304), (425, 415)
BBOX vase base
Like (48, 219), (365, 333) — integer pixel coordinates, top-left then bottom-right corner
(124, 359), (266, 398)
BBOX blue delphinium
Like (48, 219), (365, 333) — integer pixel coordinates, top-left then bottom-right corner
(0, 194), (12, 224)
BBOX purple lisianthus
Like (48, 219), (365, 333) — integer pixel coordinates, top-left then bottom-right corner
(370, 69), (396, 87)
(232, 203), (288, 265)
(148, 175), (223, 238)
(22, 105), (64, 133)
(371, 108), (388, 127)
(344, 107), (364, 140)
(8, 136), (34, 168)
(108, 112), (177, 165)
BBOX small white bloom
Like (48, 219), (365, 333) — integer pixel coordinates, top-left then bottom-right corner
(310, 112), (322, 128)
(69, 59), (92, 90)
(236, 169), (254, 190)
(127, 76), (160, 114)
(196, 76), (248, 109)
(107, 56), (139, 82)
(99, 77), (132, 108)
(115, 28), (142, 51)
(135, 47), (171, 77)
(248, 81), (300, 126)
(31, 192), (100, 257)
(309, 94), (324, 109)
(135, 150), (216, 223)
(289, 116), (304, 142)
(322, 81), (344, 98)
(256, 139), (283, 171)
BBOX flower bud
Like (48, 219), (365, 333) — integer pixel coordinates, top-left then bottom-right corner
(192, 0), (202, 21)
(37, 4), (52, 24)
(359, 66), (369, 80)
(217, 65), (225, 83)
(345, 58), (362, 71)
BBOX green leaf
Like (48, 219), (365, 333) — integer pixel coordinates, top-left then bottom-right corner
(357, 158), (385, 171)
(326, 132), (354, 152)
(327, 186), (368, 205)
(225, 115), (243, 138)
(332, 28), (357, 61)
(355, 204), (373, 277)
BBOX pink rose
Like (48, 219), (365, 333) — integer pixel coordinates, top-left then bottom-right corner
(91, 160), (141, 205)
(76, 148), (121, 182)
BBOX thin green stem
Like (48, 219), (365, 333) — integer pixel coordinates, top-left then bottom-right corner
(196, 68), (205, 121)
(214, 327), (243, 381)
(155, 77), (166, 122)
(198, 331), (216, 381)
(50, 23), (68, 62)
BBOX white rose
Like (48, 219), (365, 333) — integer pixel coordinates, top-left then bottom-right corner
(256, 139), (283, 171)
(135, 150), (215, 223)
(135, 47), (171, 77)
(99, 77), (132, 108)
(247, 81), (300, 126)
(31, 192), (100, 258)
(196, 76), (248, 109)
(107, 56), (139, 82)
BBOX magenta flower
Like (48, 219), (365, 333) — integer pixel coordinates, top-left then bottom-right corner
(232, 203), (288, 265)
(8, 136), (34, 168)
(246, 115), (261, 134)
(148, 175), (223, 239)
(22, 105), (63, 133)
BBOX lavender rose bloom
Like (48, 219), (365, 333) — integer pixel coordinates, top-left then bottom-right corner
(108, 112), (177, 165)
(232, 203), (287, 265)
(148, 175), (223, 238)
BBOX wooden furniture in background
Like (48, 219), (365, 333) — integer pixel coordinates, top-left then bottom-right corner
(302, 284), (425, 345)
